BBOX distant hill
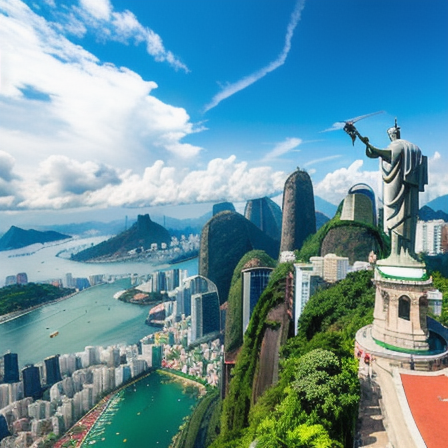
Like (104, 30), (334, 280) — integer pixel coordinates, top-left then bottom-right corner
(71, 214), (171, 262)
(314, 196), (337, 219)
(35, 220), (129, 238)
(0, 226), (71, 251)
(316, 211), (330, 230)
(419, 205), (448, 222)
(34, 212), (212, 239)
(426, 195), (448, 215)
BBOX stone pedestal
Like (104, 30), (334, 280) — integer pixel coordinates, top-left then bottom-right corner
(371, 265), (432, 353)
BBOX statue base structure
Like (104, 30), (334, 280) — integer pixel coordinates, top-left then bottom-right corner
(371, 263), (430, 353)
(355, 260), (448, 372)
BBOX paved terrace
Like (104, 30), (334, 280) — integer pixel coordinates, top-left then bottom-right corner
(355, 322), (448, 448)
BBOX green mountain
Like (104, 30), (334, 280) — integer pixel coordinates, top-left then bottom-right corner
(0, 226), (71, 251)
(71, 214), (171, 262)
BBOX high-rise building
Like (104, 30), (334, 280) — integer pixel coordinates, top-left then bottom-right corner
(190, 290), (220, 343)
(44, 355), (62, 386)
(427, 289), (443, 316)
(22, 365), (42, 399)
(0, 414), (10, 442)
(415, 220), (447, 255)
(323, 253), (349, 283)
(293, 264), (326, 335)
(241, 267), (273, 333)
(5, 275), (16, 286)
(64, 273), (74, 288)
(310, 254), (349, 283)
(16, 272), (28, 285)
(3, 353), (20, 383)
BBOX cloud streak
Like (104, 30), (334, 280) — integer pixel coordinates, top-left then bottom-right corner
(204, 0), (306, 112)
(262, 138), (302, 161)
(51, 0), (189, 72)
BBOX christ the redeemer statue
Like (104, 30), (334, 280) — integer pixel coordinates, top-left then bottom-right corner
(345, 120), (428, 266)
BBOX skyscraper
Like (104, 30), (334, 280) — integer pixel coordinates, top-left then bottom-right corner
(44, 355), (62, 386)
(22, 365), (42, 399)
(241, 267), (273, 333)
(3, 353), (20, 383)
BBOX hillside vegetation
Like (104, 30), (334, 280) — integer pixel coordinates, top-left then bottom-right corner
(0, 226), (71, 251)
(72, 214), (170, 262)
(0, 283), (75, 316)
(211, 269), (375, 448)
(297, 216), (389, 262)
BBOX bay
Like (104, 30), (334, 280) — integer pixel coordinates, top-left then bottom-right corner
(0, 251), (198, 367)
(81, 372), (199, 448)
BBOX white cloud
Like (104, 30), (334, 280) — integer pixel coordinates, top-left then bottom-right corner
(15, 156), (287, 210)
(80, 0), (111, 21)
(421, 151), (448, 204)
(0, 1), (200, 172)
(304, 155), (342, 167)
(314, 160), (380, 205)
(315, 152), (448, 208)
(74, 0), (188, 72)
(204, 0), (306, 112)
(263, 137), (302, 161)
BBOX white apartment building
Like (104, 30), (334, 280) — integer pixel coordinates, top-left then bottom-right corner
(415, 219), (447, 255)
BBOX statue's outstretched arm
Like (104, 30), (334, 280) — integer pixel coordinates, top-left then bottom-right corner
(346, 124), (391, 162)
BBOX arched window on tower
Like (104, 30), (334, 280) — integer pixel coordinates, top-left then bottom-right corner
(398, 296), (411, 321)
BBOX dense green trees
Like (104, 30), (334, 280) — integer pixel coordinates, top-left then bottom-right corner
(430, 271), (448, 326)
(0, 283), (74, 316)
(211, 269), (376, 448)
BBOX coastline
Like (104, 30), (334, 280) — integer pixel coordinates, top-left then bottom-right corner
(55, 372), (153, 448)
(55, 369), (204, 448)
(157, 368), (207, 395)
(0, 291), (79, 325)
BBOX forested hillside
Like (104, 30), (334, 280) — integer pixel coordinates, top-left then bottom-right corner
(0, 283), (75, 316)
(210, 269), (375, 448)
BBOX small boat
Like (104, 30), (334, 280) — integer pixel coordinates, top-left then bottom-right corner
(50, 331), (59, 338)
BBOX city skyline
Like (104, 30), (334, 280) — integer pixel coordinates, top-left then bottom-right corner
(0, 0), (447, 229)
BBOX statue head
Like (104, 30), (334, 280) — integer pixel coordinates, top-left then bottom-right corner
(387, 118), (401, 141)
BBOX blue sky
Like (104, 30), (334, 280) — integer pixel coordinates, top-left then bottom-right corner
(0, 0), (447, 230)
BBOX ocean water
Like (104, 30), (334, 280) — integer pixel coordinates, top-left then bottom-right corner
(0, 238), (200, 448)
(0, 243), (198, 366)
(81, 372), (199, 448)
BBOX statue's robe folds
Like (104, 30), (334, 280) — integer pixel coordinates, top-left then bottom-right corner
(367, 139), (428, 258)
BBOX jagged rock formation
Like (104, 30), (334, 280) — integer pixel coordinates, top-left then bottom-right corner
(320, 224), (384, 264)
(72, 214), (171, 262)
(199, 212), (279, 304)
(0, 226), (71, 251)
(244, 197), (282, 241)
(213, 202), (235, 216)
(280, 169), (316, 253)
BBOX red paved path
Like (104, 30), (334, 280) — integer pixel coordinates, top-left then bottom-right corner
(400, 373), (448, 448)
